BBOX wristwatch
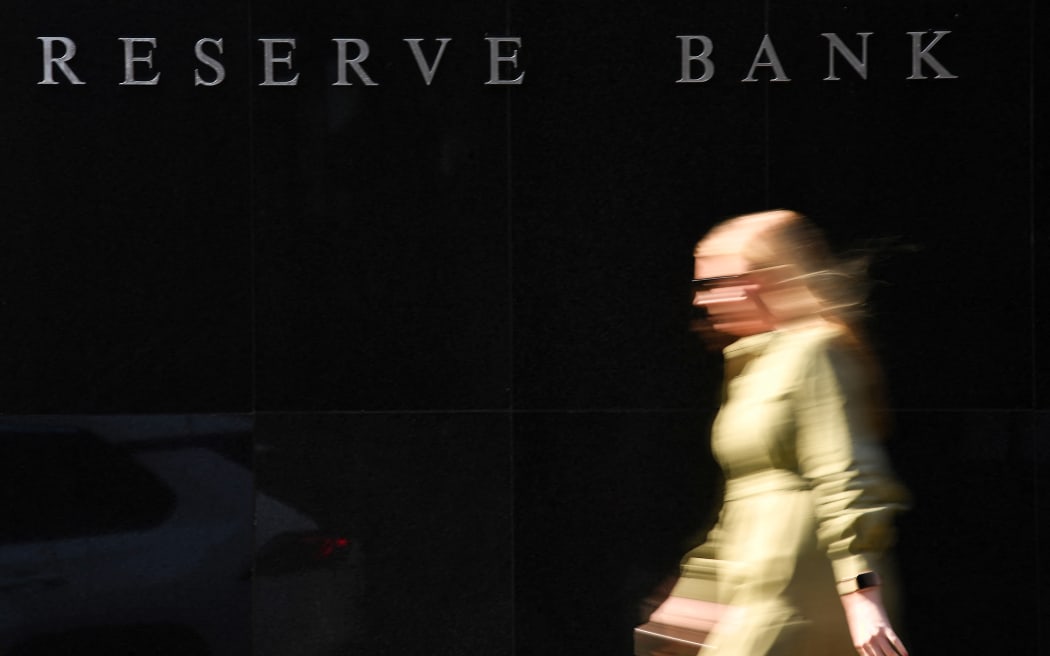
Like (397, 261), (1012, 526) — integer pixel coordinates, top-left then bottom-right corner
(837, 571), (882, 595)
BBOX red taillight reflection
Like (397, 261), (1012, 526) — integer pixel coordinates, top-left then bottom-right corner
(256, 531), (355, 576)
(303, 535), (351, 560)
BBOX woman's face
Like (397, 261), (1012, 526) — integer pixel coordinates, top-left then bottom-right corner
(691, 211), (828, 342)
(691, 253), (776, 338)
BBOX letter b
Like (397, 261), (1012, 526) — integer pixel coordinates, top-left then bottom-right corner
(677, 35), (714, 83)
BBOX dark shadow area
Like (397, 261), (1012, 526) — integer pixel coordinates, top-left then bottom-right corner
(514, 411), (721, 655)
(254, 413), (512, 656)
(8, 624), (211, 656)
(888, 411), (1038, 653)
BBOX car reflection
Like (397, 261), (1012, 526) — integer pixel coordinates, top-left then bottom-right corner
(0, 417), (362, 656)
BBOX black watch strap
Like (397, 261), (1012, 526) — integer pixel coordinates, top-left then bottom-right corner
(856, 571), (881, 590)
(838, 571), (882, 595)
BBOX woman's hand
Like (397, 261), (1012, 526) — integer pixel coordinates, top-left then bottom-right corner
(839, 587), (908, 655)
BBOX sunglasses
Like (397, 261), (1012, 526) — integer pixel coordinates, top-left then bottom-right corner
(690, 265), (793, 294)
(689, 274), (751, 293)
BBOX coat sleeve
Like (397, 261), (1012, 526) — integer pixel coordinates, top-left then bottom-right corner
(793, 333), (909, 594)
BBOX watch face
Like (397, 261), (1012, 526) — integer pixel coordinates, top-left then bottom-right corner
(856, 572), (881, 590)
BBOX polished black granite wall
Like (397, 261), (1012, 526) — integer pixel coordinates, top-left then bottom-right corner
(2, 0), (1046, 654)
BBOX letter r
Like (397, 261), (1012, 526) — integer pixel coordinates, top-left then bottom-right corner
(38, 37), (85, 85)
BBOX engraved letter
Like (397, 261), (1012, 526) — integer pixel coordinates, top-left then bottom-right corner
(677, 35), (714, 83)
(742, 34), (790, 82)
(485, 37), (525, 85)
(907, 30), (956, 80)
(38, 37), (84, 85)
(260, 38), (299, 86)
(822, 32), (872, 81)
(404, 38), (451, 86)
(119, 37), (160, 86)
(194, 38), (225, 86)
(333, 39), (378, 86)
